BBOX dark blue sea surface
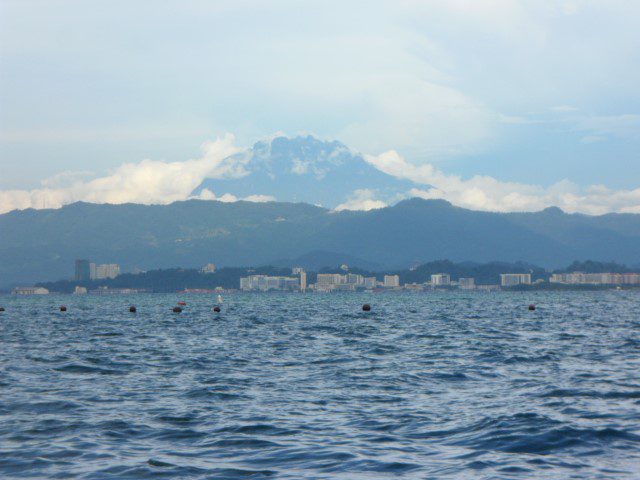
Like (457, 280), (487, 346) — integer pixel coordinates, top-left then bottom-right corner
(1, 291), (639, 479)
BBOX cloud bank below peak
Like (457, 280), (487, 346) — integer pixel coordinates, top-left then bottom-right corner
(364, 150), (640, 215)
(1, 134), (640, 216)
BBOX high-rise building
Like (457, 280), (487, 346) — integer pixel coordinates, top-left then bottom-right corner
(94, 264), (120, 280)
(500, 273), (531, 287)
(431, 273), (451, 286)
(384, 275), (400, 288)
(75, 259), (91, 281)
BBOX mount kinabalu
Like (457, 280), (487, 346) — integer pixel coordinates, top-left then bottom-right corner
(192, 135), (415, 208)
(2, 198), (640, 286)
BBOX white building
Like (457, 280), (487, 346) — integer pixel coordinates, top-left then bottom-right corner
(383, 275), (400, 288)
(299, 271), (307, 292)
(316, 274), (346, 287)
(549, 272), (640, 285)
(431, 273), (451, 286)
(500, 273), (532, 287)
(201, 263), (217, 274)
(314, 273), (369, 292)
(240, 275), (300, 291)
(12, 287), (49, 295)
(94, 264), (120, 280)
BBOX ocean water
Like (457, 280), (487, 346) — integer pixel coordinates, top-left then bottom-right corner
(1, 291), (639, 479)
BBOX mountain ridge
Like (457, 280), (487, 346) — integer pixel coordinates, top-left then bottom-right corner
(2, 197), (640, 286)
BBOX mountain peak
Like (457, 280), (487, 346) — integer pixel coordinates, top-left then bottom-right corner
(193, 135), (415, 208)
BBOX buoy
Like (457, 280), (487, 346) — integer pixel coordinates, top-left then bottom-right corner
(60, 306), (67, 312)
(178, 301), (186, 306)
(362, 304), (371, 312)
(528, 304), (536, 311)
(173, 306), (182, 313)
(129, 306), (137, 313)
(213, 306), (221, 313)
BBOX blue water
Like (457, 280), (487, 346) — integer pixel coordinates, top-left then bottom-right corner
(1, 291), (639, 479)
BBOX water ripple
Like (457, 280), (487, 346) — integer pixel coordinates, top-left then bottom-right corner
(1, 291), (639, 478)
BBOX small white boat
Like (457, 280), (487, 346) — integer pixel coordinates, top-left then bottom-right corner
(217, 294), (224, 304)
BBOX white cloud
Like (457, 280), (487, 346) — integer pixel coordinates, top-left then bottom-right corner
(244, 194), (276, 203)
(334, 189), (387, 212)
(365, 150), (640, 215)
(0, 134), (258, 214)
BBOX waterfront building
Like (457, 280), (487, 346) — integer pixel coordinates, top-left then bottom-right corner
(240, 275), (300, 291)
(292, 267), (307, 292)
(94, 264), (120, 280)
(549, 272), (640, 285)
(201, 263), (217, 274)
(89, 286), (143, 295)
(74, 286), (87, 295)
(458, 277), (475, 289)
(431, 273), (451, 286)
(12, 286), (49, 295)
(383, 275), (400, 288)
(314, 273), (368, 292)
(500, 273), (532, 287)
(364, 277), (377, 289)
(317, 273), (346, 285)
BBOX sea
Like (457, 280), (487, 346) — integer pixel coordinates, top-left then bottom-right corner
(1, 291), (639, 479)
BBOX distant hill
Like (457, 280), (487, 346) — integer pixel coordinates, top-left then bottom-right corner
(2, 198), (640, 286)
(192, 135), (415, 208)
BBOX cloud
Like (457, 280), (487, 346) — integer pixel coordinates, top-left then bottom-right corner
(0, 134), (259, 214)
(365, 150), (640, 215)
(334, 189), (387, 212)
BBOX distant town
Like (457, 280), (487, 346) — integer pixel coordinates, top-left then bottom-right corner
(8, 258), (640, 295)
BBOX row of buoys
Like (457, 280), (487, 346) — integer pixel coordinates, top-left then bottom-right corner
(1, 303), (538, 313)
(0, 303), (221, 314)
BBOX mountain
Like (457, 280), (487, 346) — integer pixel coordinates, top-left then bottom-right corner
(2, 198), (640, 286)
(192, 135), (415, 207)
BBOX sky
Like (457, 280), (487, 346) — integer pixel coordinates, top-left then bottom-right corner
(1, 0), (640, 214)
